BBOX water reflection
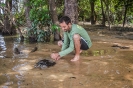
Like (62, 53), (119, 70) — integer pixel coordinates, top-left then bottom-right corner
(0, 35), (6, 51)
(0, 34), (133, 88)
(81, 49), (116, 56)
(0, 35), (7, 58)
(2, 74), (13, 88)
(13, 38), (30, 59)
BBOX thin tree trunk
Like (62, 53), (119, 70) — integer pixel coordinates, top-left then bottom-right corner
(122, 0), (130, 27)
(123, 6), (127, 27)
(24, 0), (32, 28)
(3, 0), (12, 35)
(48, 0), (59, 25)
(90, 1), (96, 25)
(100, 0), (106, 26)
(104, 0), (111, 30)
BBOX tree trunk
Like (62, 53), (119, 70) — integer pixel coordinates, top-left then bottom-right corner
(48, 0), (59, 25)
(90, 1), (96, 25)
(122, 0), (130, 27)
(104, 0), (111, 30)
(100, 0), (106, 26)
(123, 6), (127, 27)
(48, 0), (61, 41)
(3, 0), (12, 35)
(64, 0), (78, 24)
(24, 0), (32, 28)
(106, 6), (111, 30)
(3, 16), (11, 34)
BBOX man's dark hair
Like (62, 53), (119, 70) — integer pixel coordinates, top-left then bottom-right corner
(59, 16), (71, 25)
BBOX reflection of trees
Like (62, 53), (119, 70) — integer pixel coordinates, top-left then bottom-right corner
(0, 35), (6, 51)
(0, 35), (6, 58)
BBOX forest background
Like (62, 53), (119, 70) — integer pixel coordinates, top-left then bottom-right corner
(0, 0), (133, 42)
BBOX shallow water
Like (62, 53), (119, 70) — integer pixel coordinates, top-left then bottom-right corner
(0, 34), (133, 88)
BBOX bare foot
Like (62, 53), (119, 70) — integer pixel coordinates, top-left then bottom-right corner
(71, 55), (80, 62)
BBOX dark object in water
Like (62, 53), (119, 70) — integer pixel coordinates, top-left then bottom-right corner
(35, 59), (56, 69)
(111, 44), (130, 49)
(119, 46), (130, 49)
(14, 48), (20, 54)
(70, 77), (76, 79)
(31, 46), (38, 52)
(20, 35), (24, 42)
(111, 44), (119, 47)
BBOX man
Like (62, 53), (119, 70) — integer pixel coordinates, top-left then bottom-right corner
(51, 16), (92, 61)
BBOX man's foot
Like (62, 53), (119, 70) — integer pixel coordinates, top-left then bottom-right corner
(71, 55), (80, 62)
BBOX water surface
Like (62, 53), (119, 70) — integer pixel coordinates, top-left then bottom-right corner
(0, 34), (133, 88)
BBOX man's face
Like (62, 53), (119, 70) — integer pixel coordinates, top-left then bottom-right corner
(59, 21), (71, 32)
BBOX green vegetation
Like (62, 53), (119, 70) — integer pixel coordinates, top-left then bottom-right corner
(0, 0), (133, 42)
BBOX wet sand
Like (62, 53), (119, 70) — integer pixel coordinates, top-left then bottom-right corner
(0, 29), (133, 88)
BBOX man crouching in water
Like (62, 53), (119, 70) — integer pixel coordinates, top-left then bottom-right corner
(51, 16), (92, 61)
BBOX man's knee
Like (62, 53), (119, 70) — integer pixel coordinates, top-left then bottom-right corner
(57, 40), (63, 47)
(73, 34), (81, 40)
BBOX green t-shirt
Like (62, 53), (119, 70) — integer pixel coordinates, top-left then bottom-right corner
(59, 24), (92, 57)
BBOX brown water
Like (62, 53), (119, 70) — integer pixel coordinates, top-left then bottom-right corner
(0, 31), (133, 88)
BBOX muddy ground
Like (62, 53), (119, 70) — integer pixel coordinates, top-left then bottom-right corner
(0, 25), (133, 88)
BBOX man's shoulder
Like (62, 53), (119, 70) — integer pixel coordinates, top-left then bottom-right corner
(72, 24), (79, 27)
(72, 24), (83, 30)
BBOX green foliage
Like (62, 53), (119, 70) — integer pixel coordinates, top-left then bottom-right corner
(1, 0), (133, 29)
(78, 0), (91, 21)
(0, 3), (5, 7)
(30, 9), (50, 26)
(113, 0), (133, 24)
(51, 24), (60, 32)
(56, 1), (64, 18)
(29, 0), (50, 25)
(27, 21), (38, 37)
(26, 21), (51, 42)
(14, 8), (25, 26)
(26, 0), (52, 42)
(78, 0), (133, 25)
(37, 29), (51, 42)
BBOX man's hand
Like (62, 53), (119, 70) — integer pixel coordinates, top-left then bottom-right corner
(51, 53), (61, 60)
